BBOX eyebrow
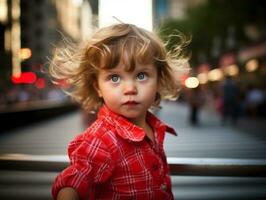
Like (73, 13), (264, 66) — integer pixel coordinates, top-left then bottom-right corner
(101, 68), (121, 75)
(102, 64), (155, 74)
(136, 65), (155, 71)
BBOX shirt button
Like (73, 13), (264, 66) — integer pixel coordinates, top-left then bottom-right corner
(152, 164), (159, 171)
(161, 183), (167, 191)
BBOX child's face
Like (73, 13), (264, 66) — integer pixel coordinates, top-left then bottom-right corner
(96, 61), (158, 124)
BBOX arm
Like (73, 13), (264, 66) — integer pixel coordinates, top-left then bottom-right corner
(52, 135), (114, 200)
(57, 187), (80, 200)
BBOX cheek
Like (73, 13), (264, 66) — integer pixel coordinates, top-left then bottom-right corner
(102, 89), (120, 102)
(142, 82), (158, 99)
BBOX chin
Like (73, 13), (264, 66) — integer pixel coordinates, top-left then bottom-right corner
(122, 112), (141, 119)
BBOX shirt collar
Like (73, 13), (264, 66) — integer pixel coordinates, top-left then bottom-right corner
(97, 105), (177, 142)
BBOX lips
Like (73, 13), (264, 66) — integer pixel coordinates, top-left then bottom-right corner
(123, 101), (139, 105)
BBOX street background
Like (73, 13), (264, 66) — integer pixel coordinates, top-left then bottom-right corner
(1, 0), (266, 199)
(1, 100), (266, 159)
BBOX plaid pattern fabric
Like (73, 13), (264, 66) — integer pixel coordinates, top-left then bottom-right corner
(52, 105), (176, 200)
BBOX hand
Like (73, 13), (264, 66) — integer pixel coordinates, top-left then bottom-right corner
(57, 187), (80, 200)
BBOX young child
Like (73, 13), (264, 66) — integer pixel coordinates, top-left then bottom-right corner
(49, 23), (188, 200)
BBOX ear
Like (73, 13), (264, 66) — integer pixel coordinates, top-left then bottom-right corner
(93, 80), (103, 97)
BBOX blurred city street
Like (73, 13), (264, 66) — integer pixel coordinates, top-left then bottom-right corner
(1, 101), (266, 160)
(1, 0), (266, 199)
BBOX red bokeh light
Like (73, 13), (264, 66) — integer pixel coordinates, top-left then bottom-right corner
(11, 72), (37, 84)
(35, 78), (46, 89)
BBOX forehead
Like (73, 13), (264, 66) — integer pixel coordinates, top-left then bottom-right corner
(107, 59), (156, 72)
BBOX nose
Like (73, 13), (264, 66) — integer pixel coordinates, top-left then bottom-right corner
(123, 80), (138, 95)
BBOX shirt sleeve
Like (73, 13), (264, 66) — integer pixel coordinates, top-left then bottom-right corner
(52, 135), (114, 200)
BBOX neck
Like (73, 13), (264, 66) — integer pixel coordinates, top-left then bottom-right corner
(126, 111), (148, 129)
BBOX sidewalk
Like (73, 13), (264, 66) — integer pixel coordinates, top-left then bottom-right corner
(0, 101), (265, 160)
(159, 101), (266, 159)
(235, 116), (266, 141)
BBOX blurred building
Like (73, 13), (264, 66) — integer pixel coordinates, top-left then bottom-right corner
(153, 0), (206, 28)
(20, 0), (58, 70)
(0, 0), (96, 105)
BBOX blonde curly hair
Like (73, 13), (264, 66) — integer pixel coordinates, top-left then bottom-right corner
(49, 23), (189, 113)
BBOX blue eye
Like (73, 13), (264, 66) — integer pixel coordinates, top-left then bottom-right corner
(137, 72), (147, 81)
(110, 75), (120, 83)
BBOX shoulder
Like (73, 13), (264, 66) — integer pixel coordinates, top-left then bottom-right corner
(68, 118), (118, 156)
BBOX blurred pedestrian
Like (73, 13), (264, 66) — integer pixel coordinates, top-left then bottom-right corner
(245, 85), (264, 117)
(221, 75), (239, 124)
(49, 23), (188, 200)
(187, 86), (204, 125)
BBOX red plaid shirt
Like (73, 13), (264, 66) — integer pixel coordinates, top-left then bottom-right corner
(52, 105), (176, 200)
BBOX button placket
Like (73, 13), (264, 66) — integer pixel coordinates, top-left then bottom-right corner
(160, 183), (167, 191)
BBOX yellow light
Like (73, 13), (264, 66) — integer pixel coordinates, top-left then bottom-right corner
(246, 59), (258, 72)
(11, 0), (21, 77)
(185, 77), (199, 88)
(208, 69), (223, 81)
(0, 0), (8, 23)
(224, 64), (239, 76)
(11, 0), (20, 20)
(197, 73), (208, 84)
(4, 29), (11, 51)
(19, 48), (32, 60)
